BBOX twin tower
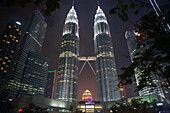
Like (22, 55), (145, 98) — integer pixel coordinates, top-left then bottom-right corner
(56, 4), (120, 102)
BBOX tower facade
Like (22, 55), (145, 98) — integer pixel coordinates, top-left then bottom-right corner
(0, 20), (23, 91)
(94, 6), (120, 101)
(56, 5), (79, 102)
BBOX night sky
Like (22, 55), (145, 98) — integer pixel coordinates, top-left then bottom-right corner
(0, 0), (168, 101)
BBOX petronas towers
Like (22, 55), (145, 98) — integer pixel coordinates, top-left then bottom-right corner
(55, 4), (120, 102)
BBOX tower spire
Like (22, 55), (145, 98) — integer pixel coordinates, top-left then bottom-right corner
(72, 1), (74, 8)
(97, 1), (100, 9)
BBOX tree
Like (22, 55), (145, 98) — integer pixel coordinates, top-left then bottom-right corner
(110, 0), (170, 91)
(22, 103), (48, 113)
(109, 0), (151, 23)
(110, 98), (155, 113)
(0, 0), (61, 16)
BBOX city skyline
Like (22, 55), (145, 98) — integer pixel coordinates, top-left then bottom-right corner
(0, 0), (168, 101)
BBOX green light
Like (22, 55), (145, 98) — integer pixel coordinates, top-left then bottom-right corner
(48, 70), (55, 73)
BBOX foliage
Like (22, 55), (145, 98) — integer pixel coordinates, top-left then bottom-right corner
(119, 9), (170, 91)
(109, 0), (151, 22)
(1, 0), (61, 16)
(22, 103), (48, 113)
(110, 99), (155, 113)
(109, 0), (170, 91)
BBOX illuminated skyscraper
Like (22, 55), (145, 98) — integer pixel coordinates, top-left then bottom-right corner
(125, 31), (165, 99)
(56, 5), (79, 102)
(2, 10), (48, 99)
(0, 20), (23, 91)
(94, 5), (120, 101)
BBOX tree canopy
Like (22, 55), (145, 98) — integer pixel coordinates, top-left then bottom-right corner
(109, 0), (170, 91)
(1, 0), (61, 16)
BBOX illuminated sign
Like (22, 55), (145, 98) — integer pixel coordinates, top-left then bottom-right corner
(19, 109), (24, 112)
(48, 70), (55, 73)
(34, 10), (45, 22)
(156, 103), (163, 106)
(87, 97), (93, 103)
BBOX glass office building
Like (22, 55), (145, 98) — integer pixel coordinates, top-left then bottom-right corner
(56, 5), (79, 102)
(0, 20), (23, 91)
(5, 10), (48, 99)
(94, 5), (120, 101)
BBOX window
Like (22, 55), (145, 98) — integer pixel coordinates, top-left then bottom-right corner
(4, 35), (7, 37)
(1, 67), (3, 70)
(16, 40), (18, 42)
(11, 50), (14, 53)
(3, 62), (6, 65)
(9, 35), (12, 37)
(9, 26), (11, 28)
(5, 57), (8, 59)
(6, 41), (10, 44)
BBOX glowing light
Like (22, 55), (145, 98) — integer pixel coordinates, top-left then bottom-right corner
(87, 97), (93, 103)
(48, 70), (55, 73)
(156, 103), (163, 106)
(19, 109), (24, 112)
(16, 21), (21, 25)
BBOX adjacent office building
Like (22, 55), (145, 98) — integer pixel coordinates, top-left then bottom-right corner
(125, 31), (165, 99)
(0, 20), (23, 92)
(94, 5), (120, 101)
(44, 70), (57, 99)
(56, 5), (79, 102)
(3, 10), (48, 99)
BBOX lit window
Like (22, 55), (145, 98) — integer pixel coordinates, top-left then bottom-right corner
(6, 41), (10, 44)
(9, 26), (11, 28)
(14, 25), (16, 28)
(16, 29), (19, 31)
(6, 65), (9, 67)
(12, 39), (15, 41)
(4, 70), (7, 73)
(4, 35), (7, 37)
(1, 67), (3, 70)
(8, 60), (11, 62)
(3, 62), (6, 64)
(5, 57), (8, 59)
(2, 40), (5, 42)
(16, 40), (18, 42)
(10, 35), (12, 37)
(13, 36), (16, 39)
(0, 58), (2, 60)
(11, 50), (14, 53)
(19, 31), (21, 35)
